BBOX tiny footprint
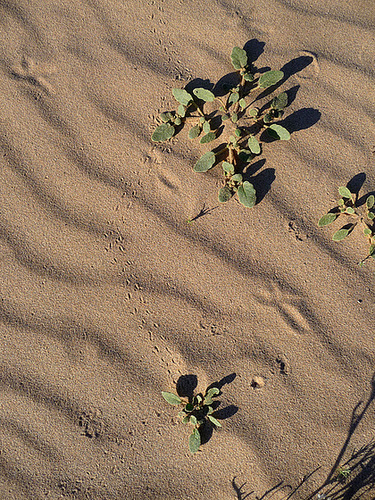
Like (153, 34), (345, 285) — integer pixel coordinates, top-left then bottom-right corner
(11, 55), (56, 94)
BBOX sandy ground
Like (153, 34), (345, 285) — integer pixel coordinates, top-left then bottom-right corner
(0, 0), (374, 499)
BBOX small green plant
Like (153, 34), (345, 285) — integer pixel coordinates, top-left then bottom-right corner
(152, 46), (294, 208)
(318, 185), (375, 265)
(161, 387), (222, 453)
(334, 465), (351, 482)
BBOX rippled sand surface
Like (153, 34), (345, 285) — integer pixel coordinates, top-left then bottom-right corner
(0, 1), (374, 498)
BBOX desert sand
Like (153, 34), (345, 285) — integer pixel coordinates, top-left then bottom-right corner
(0, 0), (374, 499)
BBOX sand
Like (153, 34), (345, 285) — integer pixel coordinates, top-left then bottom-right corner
(0, 0), (374, 499)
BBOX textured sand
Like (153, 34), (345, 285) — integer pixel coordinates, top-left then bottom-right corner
(0, 0), (374, 499)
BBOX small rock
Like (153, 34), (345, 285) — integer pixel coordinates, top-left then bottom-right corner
(251, 376), (265, 389)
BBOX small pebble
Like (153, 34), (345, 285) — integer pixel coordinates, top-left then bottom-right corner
(251, 376), (265, 389)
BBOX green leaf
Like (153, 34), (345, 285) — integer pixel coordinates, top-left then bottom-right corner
(243, 72), (254, 82)
(222, 114), (229, 121)
(194, 394), (203, 405)
(189, 428), (201, 453)
(366, 195), (374, 209)
(218, 186), (233, 203)
(248, 108), (258, 118)
(208, 415), (222, 427)
(193, 151), (216, 172)
(247, 135), (261, 154)
(239, 98), (246, 110)
(368, 212), (375, 220)
(182, 415), (190, 424)
(200, 132), (216, 144)
(152, 124), (175, 142)
(177, 104), (186, 117)
(160, 112), (173, 123)
(346, 207), (355, 214)
(332, 228), (349, 241)
(338, 198), (345, 206)
(338, 186), (352, 199)
(188, 124), (201, 140)
(258, 70), (284, 88)
(204, 395), (213, 405)
(231, 46), (248, 70)
(185, 403), (194, 412)
(238, 181), (256, 208)
(318, 213), (337, 227)
(172, 88), (193, 106)
(234, 128), (242, 137)
(193, 88), (215, 102)
(370, 244), (375, 257)
(271, 92), (288, 110)
(231, 113), (238, 123)
(161, 391), (182, 405)
(231, 173), (243, 183)
(267, 124), (291, 141)
(222, 161), (235, 174)
(203, 121), (211, 134)
(204, 386), (220, 404)
(174, 117), (182, 126)
(364, 227), (372, 236)
(190, 415), (197, 426)
(228, 92), (239, 105)
(205, 387), (220, 398)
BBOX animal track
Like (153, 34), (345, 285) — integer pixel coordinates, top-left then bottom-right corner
(11, 55), (56, 94)
(254, 280), (312, 336)
(288, 219), (308, 241)
(275, 354), (290, 375)
(78, 408), (104, 438)
(151, 336), (185, 384)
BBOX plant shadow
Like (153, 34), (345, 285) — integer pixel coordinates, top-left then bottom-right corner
(231, 372), (375, 500)
(187, 204), (219, 223)
(347, 172), (366, 197)
(238, 158), (275, 205)
(348, 172), (372, 207)
(176, 374), (198, 399)
(307, 371), (375, 500)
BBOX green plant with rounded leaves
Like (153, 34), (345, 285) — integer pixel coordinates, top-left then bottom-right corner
(152, 46), (295, 208)
(318, 185), (375, 265)
(161, 386), (222, 453)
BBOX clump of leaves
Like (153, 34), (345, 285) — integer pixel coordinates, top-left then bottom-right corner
(334, 465), (351, 483)
(318, 186), (375, 265)
(152, 46), (294, 208)
(161, 386), (222, 453)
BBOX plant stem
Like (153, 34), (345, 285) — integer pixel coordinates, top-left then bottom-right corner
(216, 96), (227, 111)
(191, 100), (204, 117)
(233, 75), (246, 114)
(184, 116), (201, 121)
(214, 145), (229, 157)
(228, 145), (234, 165)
